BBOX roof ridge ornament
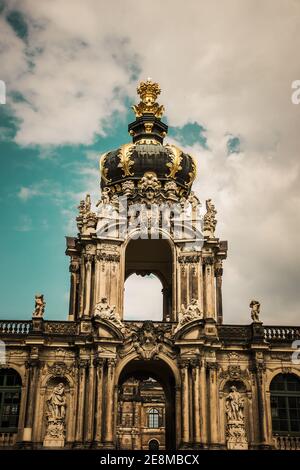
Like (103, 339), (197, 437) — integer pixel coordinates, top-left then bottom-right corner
(132, 78), (165, 118)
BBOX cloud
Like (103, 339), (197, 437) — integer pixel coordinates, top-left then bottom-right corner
(2, 0), (300, 324)
(17, 185), (42, 200)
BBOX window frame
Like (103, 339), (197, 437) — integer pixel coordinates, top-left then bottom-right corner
(147, 407), (160, 429)
(0, 370), (22, 432)
(270, 374), (300, 436)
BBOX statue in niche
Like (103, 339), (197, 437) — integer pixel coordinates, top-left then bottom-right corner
(225, 386), (244, 422)
(47, 382), (66, 420)
(33, 294), (46, 318)
(250, 300), (261, 323)
(225, 385), (248, 450)
(44, 382), (66, 447)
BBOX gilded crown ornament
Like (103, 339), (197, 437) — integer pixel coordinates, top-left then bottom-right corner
(132, 78), (165, 118)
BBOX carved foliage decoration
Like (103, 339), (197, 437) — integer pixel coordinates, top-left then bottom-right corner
(165, 144), (183, 179)
(117, 144), (135, 177)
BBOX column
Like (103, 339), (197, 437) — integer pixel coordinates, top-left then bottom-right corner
(207, 363), (219, 445)
(85, 359), (96, 444)
(203, 257), (215, 320)
(255, 363), (269, 446)
(104, 359), (116, 446)
(23, 359), (40, 444)
(83, 255), (93, 317)
(78, 257), (86, 317)
(180, 360), (190, 446)
(68, 259), (79, 321)
(93, 358), (104, 446)
(75, 359), (87, 445)
(215, 260), (223, 324)
(191, 359), (201, 445)
(199, 361), (208, 445)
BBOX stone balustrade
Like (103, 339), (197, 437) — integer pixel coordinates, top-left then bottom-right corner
(273, 434), (300, 450)
(0, 320), (31, 335)
(0, 432), (17, 447)
(264, 326), (300, 342)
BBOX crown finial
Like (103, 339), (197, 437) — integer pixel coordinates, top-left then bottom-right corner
(132, 78), (165, 118)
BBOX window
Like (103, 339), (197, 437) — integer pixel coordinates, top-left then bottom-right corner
(0, 369), (21, 431)
(270, 374), (300, 435)
(148, 408), (160, 428)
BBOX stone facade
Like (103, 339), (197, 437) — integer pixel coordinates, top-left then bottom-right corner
(0, 80), (299, 450)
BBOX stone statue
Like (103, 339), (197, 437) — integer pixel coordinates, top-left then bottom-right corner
(33, 294), (45, 318)
(225, 385), (248, 450)
(225, 386), (244, 422)
(175, 299), (203, 332)
(44, 382), (66, 447)
(250, 300), (260, 323)
(203, 198), (217, 237)
(94, 297), (123, 330)
(47, 382), (66, 420)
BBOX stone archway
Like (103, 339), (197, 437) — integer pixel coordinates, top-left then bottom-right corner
(117, 358), (177, 450)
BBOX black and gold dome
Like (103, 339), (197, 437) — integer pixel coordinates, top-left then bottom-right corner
(100, 79), (196, 196)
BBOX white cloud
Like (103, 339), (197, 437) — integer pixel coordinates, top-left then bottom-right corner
(3, 0), (300, 323)
(17, 186), (41, 200)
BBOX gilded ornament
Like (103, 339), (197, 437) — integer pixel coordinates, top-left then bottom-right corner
(165, 144), (183, 179)
(132, 79), (165, 118)
(117, 143), (135, 177)
(99, 152), (111, 183)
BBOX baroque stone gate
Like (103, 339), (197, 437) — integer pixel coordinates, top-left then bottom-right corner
(0, 80), (300, 450)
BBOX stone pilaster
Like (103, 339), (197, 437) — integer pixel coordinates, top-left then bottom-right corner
(191, 358), (201, 446)
(23, 359), (40, 445)
(93, 358), (104, 446)
(207, 362), (219, 446)
(203, 256), (216, 320)
(74, 359), (88, 446)
(215, 260), (223, 324)
(179, 360), (190, 447)
(104, 358), (116, 446)
(83, 254), (93, 317)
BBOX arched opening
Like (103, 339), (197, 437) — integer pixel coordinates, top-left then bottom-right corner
(124, 238), (173, 321)
(124, 273), (163, 321)
(270, 373), (300, 435)
(0, 369), (22, 432)
(148, 438), (160, 451)
(117, 359), (176, 450)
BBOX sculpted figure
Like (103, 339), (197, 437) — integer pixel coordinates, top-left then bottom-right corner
(47, 383), (66, 420)
(225, 386), (244, 422)
(175, 298), (203, 332)
(94, 297), (123, 329)
(249, 300), (260, 323)
(33, 294), (45, 318)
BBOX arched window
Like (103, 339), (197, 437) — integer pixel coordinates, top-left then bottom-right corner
(148, 408), (160, 428)
(0, 369), (22, 431)
(270, 373), (300, 435)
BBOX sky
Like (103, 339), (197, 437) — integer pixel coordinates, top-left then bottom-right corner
(0, 0), (300, 324)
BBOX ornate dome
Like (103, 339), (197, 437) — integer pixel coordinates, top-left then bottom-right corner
(100, 79), (196, 197)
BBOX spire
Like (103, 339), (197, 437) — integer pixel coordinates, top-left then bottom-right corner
(128, 78), (168, 144)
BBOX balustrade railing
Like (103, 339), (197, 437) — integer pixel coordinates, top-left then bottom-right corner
(264, 326), (300, 342)
(0, 432), (17, 447)
(273, 434), (300, 450)
(0, 320), (31, 335)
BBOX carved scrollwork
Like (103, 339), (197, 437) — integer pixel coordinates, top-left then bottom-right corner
(117, 143), (135, 177)
(165, 144), (183, 179)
